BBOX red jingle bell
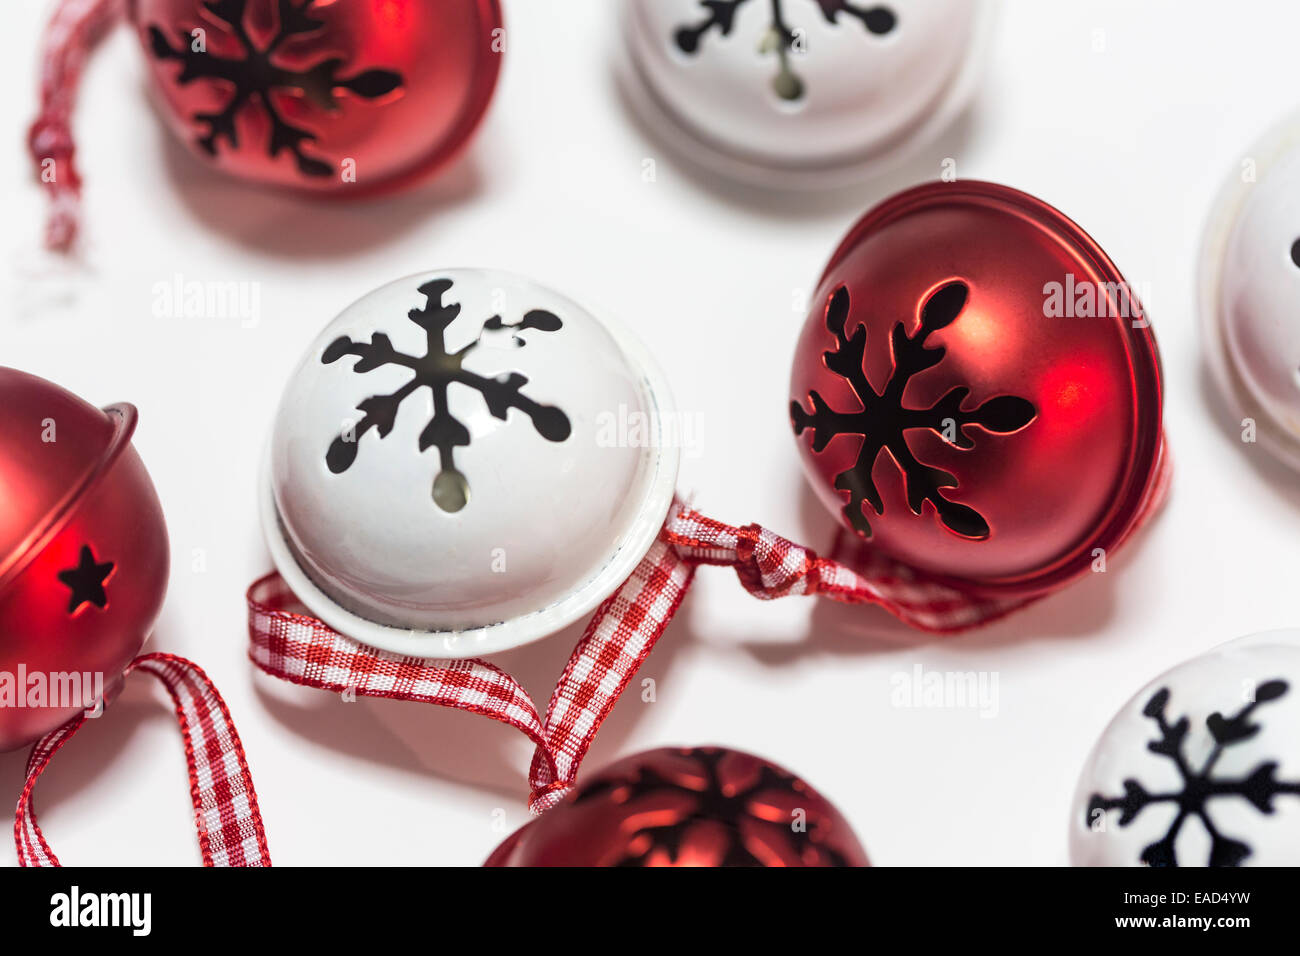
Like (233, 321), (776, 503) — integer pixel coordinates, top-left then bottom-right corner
(133, 0), (501, 188)
(790, 181), (1164, 597)
(0, 368), (169, 751)
(484, 746), (869, 867)
(31, 0), (503, 248)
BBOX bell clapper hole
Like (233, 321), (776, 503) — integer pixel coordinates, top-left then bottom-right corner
(433, 469), (470, 512)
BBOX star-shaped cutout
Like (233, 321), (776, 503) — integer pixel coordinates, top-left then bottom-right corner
(57, 545), (114, 614)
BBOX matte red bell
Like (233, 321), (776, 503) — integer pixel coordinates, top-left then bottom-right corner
(131, 0), (502, 191)
(790, 181), (1164, 597)
(0, 369), (169, 751)
(485, 746), (869, 867)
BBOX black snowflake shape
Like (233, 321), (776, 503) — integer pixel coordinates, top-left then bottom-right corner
(322, 278), (571, 513)
(1087, 680), (1300, 866)
(674, 0), (897, 100)
(57, 545), (114, 614)
(791, 283), (1037, 540)
(575, 747), (853, 867)
(148, 0), (404, 176)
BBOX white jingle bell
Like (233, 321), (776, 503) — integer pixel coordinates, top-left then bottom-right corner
(1070, 631), (1300, 867)
(262, 269), (678, 658)
(1201, 113), (1300, 468)
(619, 0), (990, 186)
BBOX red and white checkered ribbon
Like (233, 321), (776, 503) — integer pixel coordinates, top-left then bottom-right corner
(663, 438), (1171, 632)
(662, 508), (1031, 631)
(248, 532), (694, 813)
(15, 653), (271, 867)
(248, 446), (1169, 814)
(29, 0), (123, 251)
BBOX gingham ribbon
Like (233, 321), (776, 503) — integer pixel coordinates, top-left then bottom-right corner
(248, 532), (694, 813)
(663, 508), (1031, 631)
(29, 0), (123, 251)
(248, 443), (1169, 813)
(15, 653), (271, 867)
(661, 439), (1170, 632)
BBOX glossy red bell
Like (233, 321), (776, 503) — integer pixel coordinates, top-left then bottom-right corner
(30, 0), (502, 249)
(485, 746), (869, 867)
(790, 181), (1164, 597)
(130, 0), (502, 191)
(0, 369), (169, 751)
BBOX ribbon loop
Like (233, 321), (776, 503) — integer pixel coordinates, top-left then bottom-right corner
(15, 652), (270, 867)
(247, 528), (696, 811)
(30, 0), (124, 251)
(664, 508), (1031, 632)
(246, 572), (558, 779)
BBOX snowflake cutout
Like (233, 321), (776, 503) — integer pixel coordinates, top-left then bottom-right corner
(322, 278), (571, 513)
(574, 747), (853, 867)
(791, 282), (1037, 540)
(148, 0), (404, 176)
(1086, 680), (1300, 867)
(674, 0), (897, 100)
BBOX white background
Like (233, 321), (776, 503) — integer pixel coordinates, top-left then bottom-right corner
(3, 0), (1300, 867)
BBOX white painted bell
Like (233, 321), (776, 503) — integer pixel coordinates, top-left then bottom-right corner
(262, 269), (678, 658)
(1201, 114), (1300, 468)
(620, 0), (989, 186)
(1070, 631), (1300, 867)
